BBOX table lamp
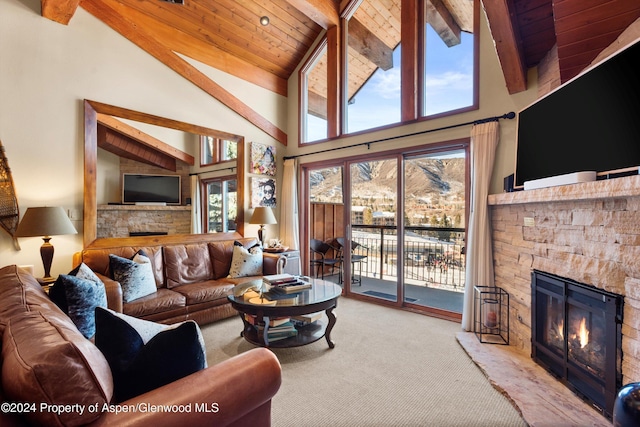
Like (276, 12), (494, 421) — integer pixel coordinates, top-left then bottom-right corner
(249, 206), (277, 247)
(15, 206), (77, 284)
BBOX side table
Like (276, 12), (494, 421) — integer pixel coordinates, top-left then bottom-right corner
(38, 276), (56, 293)
(264, 249), (300, 275)
(281, 250), (300, 275)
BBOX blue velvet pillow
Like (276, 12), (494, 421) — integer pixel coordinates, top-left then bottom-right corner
(94, 307), (207, 402)
(109, 251), (157, 302)
(49, 263), (107, 339)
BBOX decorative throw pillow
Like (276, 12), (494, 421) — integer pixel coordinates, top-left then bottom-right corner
(94, 307), (207, 402)
(49, 263), (108, 339)
(109, 250), (157, 302)
(228, 241), (263, 278)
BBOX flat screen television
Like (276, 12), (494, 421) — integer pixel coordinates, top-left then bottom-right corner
(122, 173), (181, 205)
(514, 39), (640, 189)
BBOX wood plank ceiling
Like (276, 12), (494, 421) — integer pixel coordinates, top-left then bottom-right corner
(40, 0), (640, 150)
(484, 0), (640, 93)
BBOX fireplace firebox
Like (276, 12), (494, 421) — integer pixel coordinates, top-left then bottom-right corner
(531, 270), (623, 419)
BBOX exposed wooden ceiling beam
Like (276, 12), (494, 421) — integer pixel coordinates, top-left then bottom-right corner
(97, 113), (195, 166)
(98, 125), (178, 171)
(308, 91), (328, 119)
(80, 0), (288, 146)
(107, 0), (288, 96)
(426, 0), (461, 47)
(348, 17), (393, 71)
(113, 0), (297, 78)
(41, 0), (80, 24)
(482, 0), (527, 94)
(284, 0), (340, 29)
(87, 100), (243, 140)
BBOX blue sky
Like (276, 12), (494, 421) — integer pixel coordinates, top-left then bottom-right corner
(307, 26), (474, 141)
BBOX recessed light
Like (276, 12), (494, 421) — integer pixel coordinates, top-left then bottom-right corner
(260, 16), (270, 26)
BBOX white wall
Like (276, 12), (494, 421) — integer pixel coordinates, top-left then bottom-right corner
(0, 0), (286, 276)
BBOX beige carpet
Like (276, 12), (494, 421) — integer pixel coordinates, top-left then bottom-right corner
(202, 297), (526, 427)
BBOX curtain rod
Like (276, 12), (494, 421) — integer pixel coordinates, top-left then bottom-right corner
(189, 166), (235, 176)
(283, 112), (516, 161)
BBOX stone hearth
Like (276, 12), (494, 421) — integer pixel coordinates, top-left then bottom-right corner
(484, 174), (640, 422)
(457, 332), (609, 426)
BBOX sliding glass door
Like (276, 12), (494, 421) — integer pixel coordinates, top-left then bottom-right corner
(347, 157), (399, 302)
(303, 143), (467, 318)
(403, 149), (466, 314)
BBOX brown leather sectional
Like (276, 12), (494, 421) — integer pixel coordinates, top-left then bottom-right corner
(0, 264), (282, 426)
(73, 236), (287, 325)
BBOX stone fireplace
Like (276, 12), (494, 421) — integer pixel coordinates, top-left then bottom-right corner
(531, 270), (623, 418)
(487, 174), (640, 420)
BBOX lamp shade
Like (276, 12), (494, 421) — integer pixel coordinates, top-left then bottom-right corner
(15, 207), (77, 237)
(249, 207), (277, 225)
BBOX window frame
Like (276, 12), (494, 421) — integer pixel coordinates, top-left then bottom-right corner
(297, 0), (479, 142)
(200, 174), (238, 234)
(200, 135), (237, 167)
(299, 37), (329, 145)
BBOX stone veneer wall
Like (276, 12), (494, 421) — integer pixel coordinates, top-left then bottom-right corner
(97, 205), (191, 238)
(488, 176), (640, 386)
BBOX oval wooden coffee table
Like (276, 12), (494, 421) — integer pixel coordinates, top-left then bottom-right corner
(228, 278), (341, 348)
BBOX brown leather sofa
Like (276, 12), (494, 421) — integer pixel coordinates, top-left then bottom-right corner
(73, 236), (286, 325)
(0, 264), (282, 427)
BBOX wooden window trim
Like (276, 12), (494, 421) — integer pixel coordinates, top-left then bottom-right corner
(297, 0), (479, 141)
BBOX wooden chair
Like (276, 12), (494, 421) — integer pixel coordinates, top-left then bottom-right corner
(309, 239), (342, 279)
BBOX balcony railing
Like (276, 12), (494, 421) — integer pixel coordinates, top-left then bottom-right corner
(347, 225), (466, 292)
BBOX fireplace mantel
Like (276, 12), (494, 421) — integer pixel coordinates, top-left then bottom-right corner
(97, 204), (191, 238)
(488, 174), (640, 206)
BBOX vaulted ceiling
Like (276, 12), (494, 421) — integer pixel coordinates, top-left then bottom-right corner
(41, 0), (640, 150)
(484, 0), (640, 93)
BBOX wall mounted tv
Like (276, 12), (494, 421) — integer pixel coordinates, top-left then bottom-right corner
(515, 39), (640, 189)
(122, 174), (181, 205)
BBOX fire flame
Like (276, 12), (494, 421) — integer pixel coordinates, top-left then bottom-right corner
(579, 317), (589, 348)
(557, 319), (564, 339)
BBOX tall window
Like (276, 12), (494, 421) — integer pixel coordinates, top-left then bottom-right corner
(301, 40), (329, 143)
(201, 136), (237, 167)
(202, 176), (237, 233)
(423, 0), (476, 116)
(298, 0), (477, 140)
(346, 0), (402, 133)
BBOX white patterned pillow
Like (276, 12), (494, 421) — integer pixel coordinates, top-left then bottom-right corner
(109, 251), (157, 302)
(228, 242), (263, 278)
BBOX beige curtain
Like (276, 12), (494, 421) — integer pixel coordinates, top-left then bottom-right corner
(461, 121), (499, 331)
(279, 159), (300, 255)
(190, 175), (202, 234)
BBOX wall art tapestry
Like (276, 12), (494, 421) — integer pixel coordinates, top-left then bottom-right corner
(251, 142), (276, 176)
(251, 177), (276, 208)
(0, 139), (20, 249)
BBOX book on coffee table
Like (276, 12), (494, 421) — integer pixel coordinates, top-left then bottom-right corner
(269, 281), (312, 294)
(263, 274), (298, 285)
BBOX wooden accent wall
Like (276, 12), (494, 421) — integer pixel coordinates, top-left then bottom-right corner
(536, 18), (640, 99)
(310, 203), (344, 243)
